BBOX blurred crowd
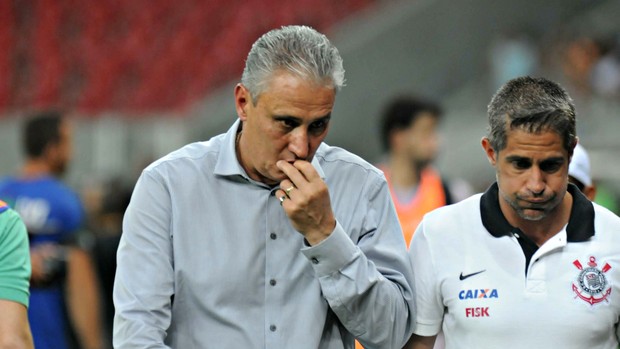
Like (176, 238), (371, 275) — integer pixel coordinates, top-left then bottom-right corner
(489, 30), (620, 100)
(556, 33), (620, 100)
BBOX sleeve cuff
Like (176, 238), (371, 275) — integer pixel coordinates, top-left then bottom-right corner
(0, 288), (29, 308)
(301, 221), (359, 277)
(413, 320), (442, 337)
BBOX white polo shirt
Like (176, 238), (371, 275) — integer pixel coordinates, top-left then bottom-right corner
(410, 183), (620, 348)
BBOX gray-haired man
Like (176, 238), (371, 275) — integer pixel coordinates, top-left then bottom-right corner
(113, 25), (414, 349)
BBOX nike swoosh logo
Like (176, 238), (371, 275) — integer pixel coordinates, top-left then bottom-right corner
(459, 270), (486, 280)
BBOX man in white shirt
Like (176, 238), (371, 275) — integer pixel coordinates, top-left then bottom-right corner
(406, 76), (620, 349)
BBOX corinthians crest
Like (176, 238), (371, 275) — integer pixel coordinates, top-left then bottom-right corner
(572, 256), (612, 305)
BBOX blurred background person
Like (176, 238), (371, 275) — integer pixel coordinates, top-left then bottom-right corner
(0, 111), (104, 349)
(0, 200), (34, 349)
(489, 30), (540, 92)
(568, 143), (596, 200)
(376, 96), (472, 246)
(88, 177), (132, 347)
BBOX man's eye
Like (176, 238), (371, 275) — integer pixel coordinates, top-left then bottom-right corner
(280, 119), (297, 128)
(540, 161), (562, 173)
(513, 159), (531, 169)
(309, 120), (328, 134)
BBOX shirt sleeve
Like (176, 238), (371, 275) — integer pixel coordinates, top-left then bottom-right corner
(0, 209), (31, 307)
(409, 219), (443, 336)
(301, 177), (415, 348)
(113, 170), (174, 349)
(64, 190), (85, 232)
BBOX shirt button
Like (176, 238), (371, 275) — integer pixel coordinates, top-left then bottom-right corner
(311, 257), (319, 264)
(269, 279), (276, 286)
(270, 233), (277, 240)
(270, 324), (277, 332)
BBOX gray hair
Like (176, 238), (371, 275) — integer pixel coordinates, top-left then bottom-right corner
(487, 76), (577, 153)
(241, 25), (345, 102)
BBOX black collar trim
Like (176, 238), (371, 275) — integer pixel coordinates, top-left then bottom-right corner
(480, 182), (594, 242)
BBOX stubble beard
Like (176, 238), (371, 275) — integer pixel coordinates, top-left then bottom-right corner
(501, 191), (559, 222)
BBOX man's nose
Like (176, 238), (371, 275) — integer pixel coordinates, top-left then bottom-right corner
(288, 129), (309, 160)
(527, 167), (546, 196)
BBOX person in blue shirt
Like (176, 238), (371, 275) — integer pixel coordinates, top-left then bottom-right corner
(0, 111), (103, 349)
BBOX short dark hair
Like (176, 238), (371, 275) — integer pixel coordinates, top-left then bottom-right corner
(487, 76), (577, 154)
(380, 96), (442, 151)
(23, 110), (64, 158)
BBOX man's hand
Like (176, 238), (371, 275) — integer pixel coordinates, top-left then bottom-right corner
(30, 243), (65, 284)
(276, 160), (336, 245)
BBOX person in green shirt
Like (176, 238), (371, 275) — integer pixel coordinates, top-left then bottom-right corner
(0, 200), (34, 349)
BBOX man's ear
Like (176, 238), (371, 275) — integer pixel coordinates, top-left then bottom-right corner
(481, 137), (497, 166)
(390, 129), (405, 153)
(42, 142), (58, 162)
(583, 185), (597, 201)
(234, 84), (251, 121)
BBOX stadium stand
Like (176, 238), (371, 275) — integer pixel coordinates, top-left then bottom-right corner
(0, 0), (375, 114)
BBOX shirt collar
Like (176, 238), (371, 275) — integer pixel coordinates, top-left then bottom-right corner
(213, 119), (246, 178)
(480, 182), (594, 242)
(213, 119), (326, 181)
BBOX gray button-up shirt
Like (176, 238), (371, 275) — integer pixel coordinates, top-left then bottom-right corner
(113, 119), (415, 348)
